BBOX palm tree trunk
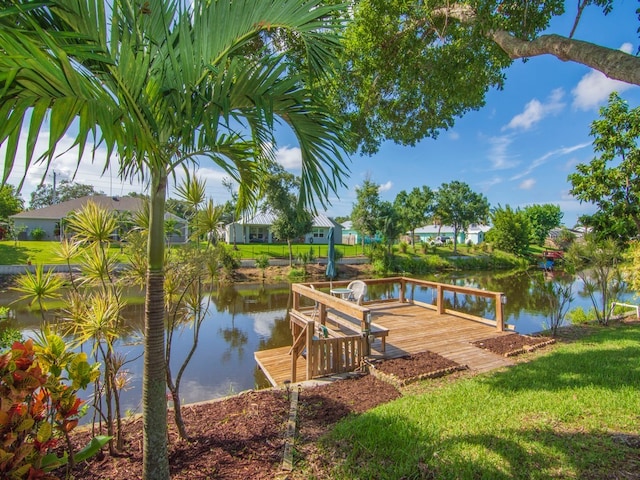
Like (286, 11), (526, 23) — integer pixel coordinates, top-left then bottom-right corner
(142, 170), (170, 480)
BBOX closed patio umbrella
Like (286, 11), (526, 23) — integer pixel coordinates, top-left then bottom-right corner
(326, 226), (336, 288)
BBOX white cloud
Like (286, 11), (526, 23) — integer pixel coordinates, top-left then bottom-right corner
(378, 181), (393, 192)
(620, 42), (634, 54)
(477, 176), (503, 191)
(503, 88), (565, 131)
(448, 131), (460, 141)
(572, 44), (635, 110)
(1, 130), (148, 200)
(509, 142), (591, 181)
(487, 135), (519, 170)
(275, 145), (302, 169)
(519, 178), (536, 190)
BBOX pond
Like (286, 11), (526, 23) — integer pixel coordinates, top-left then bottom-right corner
(0, 269), (631, 416)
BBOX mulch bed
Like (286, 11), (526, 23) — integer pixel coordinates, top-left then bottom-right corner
(471, 333), (555, 357)
(369, 350), (468, 387)
(61, 334), (558, 479)
(65, 375), (401, 480)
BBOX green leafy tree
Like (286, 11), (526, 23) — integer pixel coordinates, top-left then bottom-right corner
(377, 201), (403, 254)
(29, 180), (100, 210)
(523, 204), (563, 246)
(487, 205), (532, 256)
(554, 227), (577, 251)
(351, 176), (381, 250)
(569, 92), (640, 241)
(329, 1), (639, 154)
(0, 2), (349, 479)
(0, 184), (23, 219)
(394, 186), (435, 250)
(564, 235), (624, 325)
(435, 181), (490, 253)
(165, 198), (191, 221)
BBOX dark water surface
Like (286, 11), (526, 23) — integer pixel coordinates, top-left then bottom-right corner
(0, 270), (627, 414)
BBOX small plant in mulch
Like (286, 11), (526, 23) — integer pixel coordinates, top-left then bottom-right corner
(368, 351), (467, 388)
(472, 333), (555, 357)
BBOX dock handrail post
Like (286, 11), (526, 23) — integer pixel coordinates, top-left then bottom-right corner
(399, 277), (406, 303)
(363, 311), (371, 357)
(292, 289), (300, 311)
(305, 320), (314, 380)
(496, 293), (505, 332)
(319, 303), (327, 325)
(437, 285), (445, 314)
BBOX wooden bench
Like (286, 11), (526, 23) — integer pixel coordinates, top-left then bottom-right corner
(323, 313), (389, 352)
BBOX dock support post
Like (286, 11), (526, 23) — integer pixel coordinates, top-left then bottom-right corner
(496, 293), (505, 332)
(437, 285), (445, 314)
(305, 321), (314, 380)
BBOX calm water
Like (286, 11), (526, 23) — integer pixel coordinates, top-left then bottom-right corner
(0, 270), (628, 414)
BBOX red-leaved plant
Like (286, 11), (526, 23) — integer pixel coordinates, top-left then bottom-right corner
(0, 338), (108, 479)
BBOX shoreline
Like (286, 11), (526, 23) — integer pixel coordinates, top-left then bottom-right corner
(0, 261), (372, 291)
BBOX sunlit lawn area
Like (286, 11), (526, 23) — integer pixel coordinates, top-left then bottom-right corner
(0, 239), (525, 267)
(0, 240), (367, 265)
(0, 240), (128, 265)
(318, 324), (640, 479)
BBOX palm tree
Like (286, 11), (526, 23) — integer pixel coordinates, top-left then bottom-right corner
(0, 1), (348, 478)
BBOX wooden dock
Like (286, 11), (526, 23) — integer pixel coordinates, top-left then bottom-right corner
(255, 300), (515, 387)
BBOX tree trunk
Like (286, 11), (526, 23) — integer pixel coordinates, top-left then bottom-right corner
(453, 225), (458, 253)
(142, 170), (170, 480)
(288, 239), (293, 267)
(441, 3), (640, 86)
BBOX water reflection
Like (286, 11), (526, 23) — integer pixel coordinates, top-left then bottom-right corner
(0, 271), (630, 413)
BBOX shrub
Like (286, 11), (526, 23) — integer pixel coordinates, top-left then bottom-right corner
(254, 254), (270, 276)
(566, 306), (597, 325)
(30, 227), (46, 241)
(0, 327), (22, 352)
(216, 243), (240, 278)
(0, 339), (106, 478)
(287, 267), (306, 280)
(398, 242), (408, 254)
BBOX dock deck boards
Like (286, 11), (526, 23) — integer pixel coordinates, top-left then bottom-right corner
(255, 301), (515, 386)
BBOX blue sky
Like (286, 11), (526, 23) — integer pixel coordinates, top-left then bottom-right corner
(4, 2), (639, 228)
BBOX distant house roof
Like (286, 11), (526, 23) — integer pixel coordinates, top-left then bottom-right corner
(414, 224), (491, 235)
(11, 195), (145, 220)
(238, 211), (340, 228)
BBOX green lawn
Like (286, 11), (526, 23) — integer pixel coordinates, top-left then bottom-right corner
(0, 240), (366, 265)
(0, 241), (128, 265)
(316, 324), (640, 479)
(0, 240), (522, 266)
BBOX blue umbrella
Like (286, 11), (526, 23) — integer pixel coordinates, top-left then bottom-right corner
(326, 227), (336, 288)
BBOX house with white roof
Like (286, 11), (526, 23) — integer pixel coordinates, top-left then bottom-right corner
(225, 212), (342, 245)
(413, 224), (491, 245)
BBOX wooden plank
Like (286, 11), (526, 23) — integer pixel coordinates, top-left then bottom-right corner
(256, 300), (516, 386)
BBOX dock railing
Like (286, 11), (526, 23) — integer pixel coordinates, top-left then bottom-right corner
(288, 277), (506, 382)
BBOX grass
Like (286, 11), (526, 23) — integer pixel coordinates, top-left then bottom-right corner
(0, 240), (497, 265)
(0, 240), (361, 265)
(316, 324), (640, 479)
(0, 240), (128, 265)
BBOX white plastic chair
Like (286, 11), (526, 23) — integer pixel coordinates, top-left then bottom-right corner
(347, 280), (367, 305)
